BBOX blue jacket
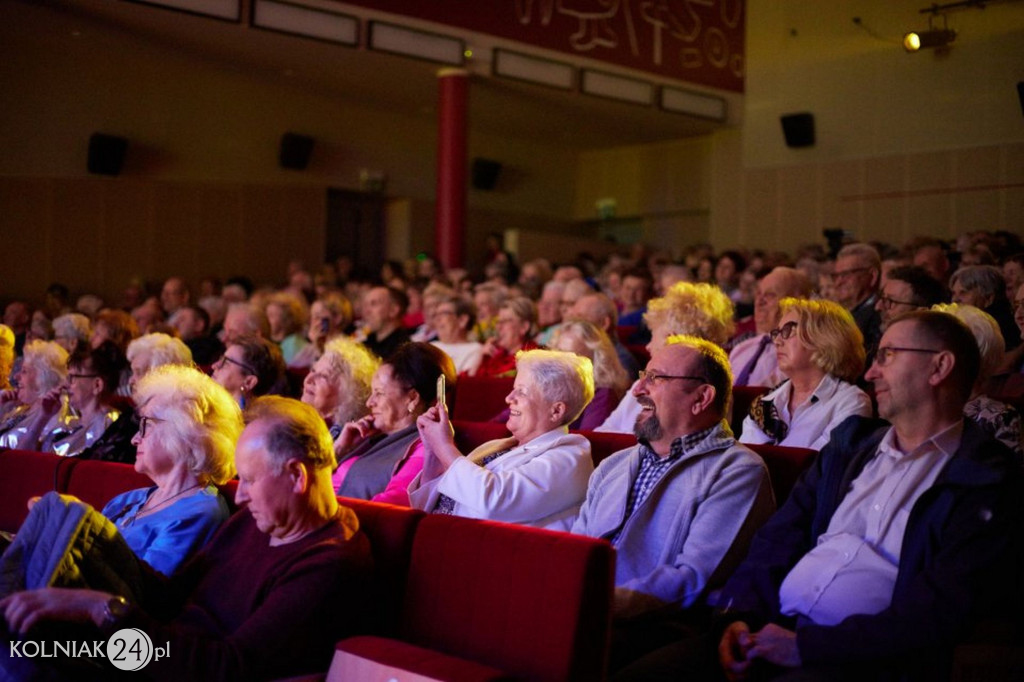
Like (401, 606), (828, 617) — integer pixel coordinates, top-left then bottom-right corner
(719, 416), (1023, 678)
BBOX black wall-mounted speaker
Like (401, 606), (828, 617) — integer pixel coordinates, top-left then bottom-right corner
(780, 112), (816, 148)
(279, 133), (315, 170)
(87, 133), (128, 176)
(471, 158), (503, 190)
(1017, 82), (1024, 117)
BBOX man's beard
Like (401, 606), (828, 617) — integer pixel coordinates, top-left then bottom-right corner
(633, 400), (663, 442)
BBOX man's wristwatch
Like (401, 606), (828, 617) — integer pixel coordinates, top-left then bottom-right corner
(102, 595), (130, 628)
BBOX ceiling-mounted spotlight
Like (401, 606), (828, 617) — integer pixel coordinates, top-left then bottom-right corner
(903, 27), (957, 51)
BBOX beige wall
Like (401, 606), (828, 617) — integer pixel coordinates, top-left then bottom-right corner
(0, 0), (579, 302)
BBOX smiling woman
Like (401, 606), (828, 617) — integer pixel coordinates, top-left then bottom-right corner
(409, 349), (594, 531)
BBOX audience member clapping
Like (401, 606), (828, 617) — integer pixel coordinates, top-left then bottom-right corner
(211, 334), (285, 408)
(333, 342), (454, 505)
(410, 349), (594, 530)
(741, 298), (872, 450)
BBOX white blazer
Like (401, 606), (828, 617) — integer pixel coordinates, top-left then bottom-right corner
(408, 428), (593, 532)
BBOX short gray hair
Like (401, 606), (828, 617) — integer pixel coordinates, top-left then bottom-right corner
(127, 333), (193, 374)
(931, 303), (1004, 383)
(837, 243), (881, 270)
(53, 314), (91, 346)
(950, 265), (1005, 302)
(23, 340), (68, 394)
(134, 365), (243, 486)
(515, 349), (595, 426)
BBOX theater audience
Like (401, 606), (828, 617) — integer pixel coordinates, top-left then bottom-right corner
(933, 303), (1022, 460)
(475, 296), (539, 379)
(126, 333), (192, 392)
(265, 292), (309, 365)
(617, 268), (654, 328)
(333, 342), (454, 506)
(875, 265), (948, 331)
(568, 291), (641, 379)
(301, 336), (378, 438)
(430, 295), (484, 376)
(0, 340), (67, 449)
(741, 298), (872, 450)
(712, 311), (1021, 681)
(52, 313), (91, 354)
(729, 267), (813, 388)
(90, 308), (139, 353)
(211, 334), (285, 408)
(160, 276), (190, 317)
(574, 336), (773, 672)
(171, 304), (223, 366)
(290, 290), (354, 368)
(535, 279), (566, 346)
(598, 282), (734, 434)
(220, 302), (269, 346)
(829, 243), (883, 355)
(550, 320), (629, 430)
(472, 281), (508, 341)
(101, 365), (241, 574)
(22, 342), (131, 458)
(0, 396), (373, 681)
(950, 264), (1021, 350)
(360, 286), (412, 361)
(411, 349), (593, 530)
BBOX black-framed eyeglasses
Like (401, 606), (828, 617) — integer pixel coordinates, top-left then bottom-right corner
(769, 321), (798, 342)
(138, 415), (166, 438)
(830, 267), (869, 281)
(215, 354), (256, 375)
(638, 370), (706, 386)
(873, 346), (942, 367)
(878, 294), (920, 310)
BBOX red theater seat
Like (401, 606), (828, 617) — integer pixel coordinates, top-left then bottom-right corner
(748, 443), (817, 504)
(576, 430), (637, 467)
(451, 376), (514, 422)
(0, 450), (72, 533)
(392, 514), (614, 681)
(62, 459), (153, 511)
(451, 420), (510, 454)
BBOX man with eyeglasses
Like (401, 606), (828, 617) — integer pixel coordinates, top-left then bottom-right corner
(714, 310), (1021, 681)
(829, 243), (883, 355)
(874, 265), (948, 331)
(729, 267), (813, 387)
(572, 335), (774, 673)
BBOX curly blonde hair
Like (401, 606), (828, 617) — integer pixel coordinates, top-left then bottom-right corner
(778, 298), (865, 383)
(644, 282), (735, 347)
(319, 336), (380, 424)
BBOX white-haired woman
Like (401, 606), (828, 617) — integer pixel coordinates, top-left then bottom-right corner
(52, 313), (91, 355)
(0, 341), (68, 449)
(101, 365), (243, 574)
(411, 349), (594, 530)
(125, 332), (193, 394)
(933, 303), (1022, 460)
(301, 336), (379, 439)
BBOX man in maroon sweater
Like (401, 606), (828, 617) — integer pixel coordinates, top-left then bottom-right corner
(0, 396), (373, 680)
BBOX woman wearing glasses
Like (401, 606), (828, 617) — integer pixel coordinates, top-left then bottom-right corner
(102, 365), (243, 575)
(211, 333), (285, 407)
(740, 298), (872, 450)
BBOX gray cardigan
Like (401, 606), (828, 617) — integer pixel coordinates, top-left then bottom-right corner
(572, 422), (775, 618)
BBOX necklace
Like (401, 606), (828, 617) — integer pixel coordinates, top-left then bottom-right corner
(116, 483), (203, 527)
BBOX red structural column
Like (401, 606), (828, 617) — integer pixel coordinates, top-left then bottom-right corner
(435, 68), (468, 269)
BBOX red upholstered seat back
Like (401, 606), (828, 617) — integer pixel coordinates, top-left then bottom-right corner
(0, 450), (72, 533)
(63, 459), (153, 511)
(400, 514), (614, 682)
(577, 430), (636, 467)
(748, 443), (817, 504)
(451, 376), (514, 422)
(339, 498), (425, 636)
(452, 420), (510, 454)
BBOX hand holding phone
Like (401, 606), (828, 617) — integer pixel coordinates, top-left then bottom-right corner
(436, 374), (447, 413)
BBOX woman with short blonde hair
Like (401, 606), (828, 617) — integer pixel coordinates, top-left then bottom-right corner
(549, 321), (627, 429)
(740, 298), (871, 450)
